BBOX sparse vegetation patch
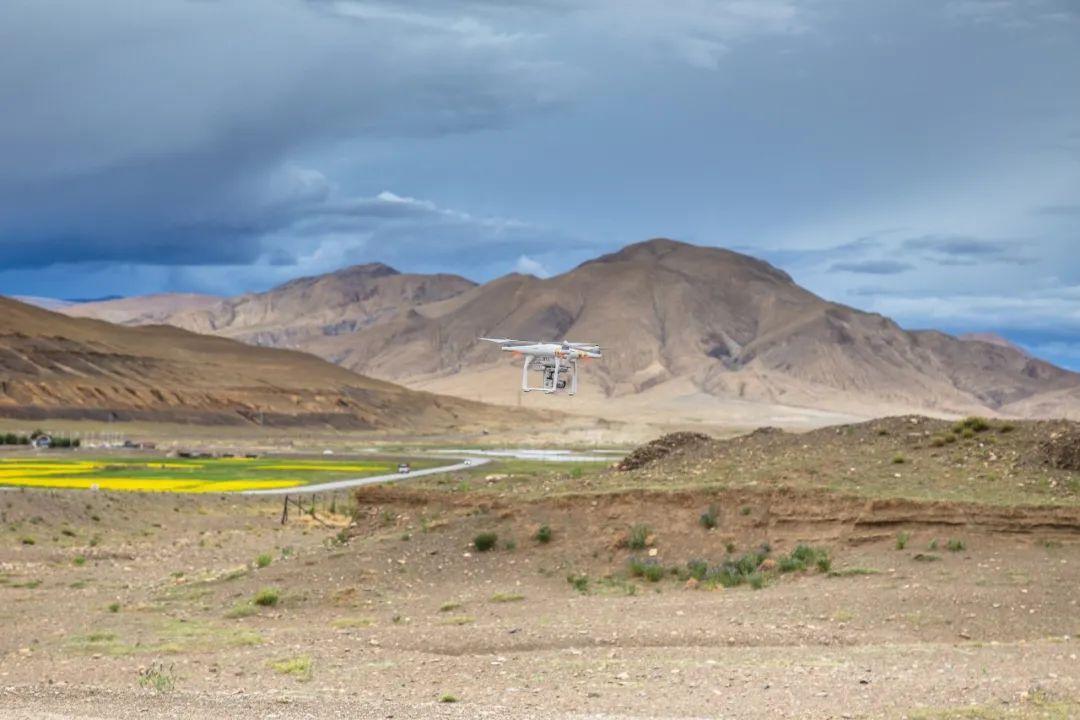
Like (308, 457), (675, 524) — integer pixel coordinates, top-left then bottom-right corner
(269, 655), (312, 681)
(473, 532), (498, 552)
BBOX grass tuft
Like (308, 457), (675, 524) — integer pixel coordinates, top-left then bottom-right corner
(627, 524), (650, 550)
(253, 588), (280, 607)
(534, 525), (552, 544)
(473, 532), (498, 552)
(566, 573), (589, 594)
(269, 655), (312, 681)
(896, 531), (910, 550)
(255, 553), (272, 569)
(490, 592), (525, 603)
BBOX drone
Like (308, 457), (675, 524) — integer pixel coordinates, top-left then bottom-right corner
(480, 338), (602, 396)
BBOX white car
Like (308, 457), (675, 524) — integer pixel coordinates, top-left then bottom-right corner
(397, 463), (411, 474)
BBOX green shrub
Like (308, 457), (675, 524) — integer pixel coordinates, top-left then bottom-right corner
(535, 525), (552, 544)
(946, 538), (965, 552)
(253, 588), (280, 607)
(699, 505), (719, 530)
(73, 555), (86, 566)
(566, 573), (589, 593)
(815, 554), (832, 573)
(108, 602), (120, 613)
(747, 573), (765, 590)
(138, 662), (175, 693)
(440, 694), (458, 703)
(686, 559), (708, 581)
(778, 555), (804, 573)
(896, 532), (910, 550)
(892, 454), (906, 465)
(255, 554), (272, 569)
(473, 532), (498, 552)
(627, 524), (650, 550)
(928, 539), (939, 551)
(642, 564), (665, 582)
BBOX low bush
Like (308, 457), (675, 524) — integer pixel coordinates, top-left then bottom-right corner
(699, 505), (719, 530)
(473, 532), (498, 552)
(627, 524), (650, 550)
(535, 525), (552, 544)
(253, 588), (280, 607)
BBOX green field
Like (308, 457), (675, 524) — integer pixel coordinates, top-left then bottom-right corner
(0, 455), (440, 493)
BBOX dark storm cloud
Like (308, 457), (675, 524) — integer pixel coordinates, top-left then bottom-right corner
(829, 260), (914, 275)
(902, 235), (1008, 256)
(900, 235), (1036, 266)
(0, 0), (569, 269)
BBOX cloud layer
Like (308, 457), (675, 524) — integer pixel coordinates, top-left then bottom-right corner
(1, 0), (1079, 365)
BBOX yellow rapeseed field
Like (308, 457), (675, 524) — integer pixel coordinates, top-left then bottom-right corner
(0, 456), (391, 492)
(0, 476), (301, 492)
(259, 463), (383, 472)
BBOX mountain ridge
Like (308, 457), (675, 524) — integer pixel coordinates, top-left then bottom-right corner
(51, 238), (1080, 425)
(0, 295), (523, 432)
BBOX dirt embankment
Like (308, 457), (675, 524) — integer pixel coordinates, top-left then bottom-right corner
(355, 483), (1080, 559)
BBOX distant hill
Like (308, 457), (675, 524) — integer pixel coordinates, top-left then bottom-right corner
(65, 293), (222, 325)
(0, 295), (520, 431)
(60, 239), (1080, 426)
(153, 263), (477, 352)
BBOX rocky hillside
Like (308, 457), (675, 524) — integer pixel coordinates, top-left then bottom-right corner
(58, 239), (1080, 425)
(0, 296), (514, 431)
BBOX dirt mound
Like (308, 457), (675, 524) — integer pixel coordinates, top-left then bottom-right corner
(1040, 428), (1080, 470)
(617, 431), (712, 471)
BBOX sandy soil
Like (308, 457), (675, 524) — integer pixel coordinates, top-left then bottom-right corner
(1, 481), (1078, 719)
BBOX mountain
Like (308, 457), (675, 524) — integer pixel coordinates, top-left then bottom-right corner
(65, 293), (222, 325)
(157, 263), (476, 351)
(0, 296), (517, 431)
(959, 332), (1030, 356)
(70, 239), (1080, 426)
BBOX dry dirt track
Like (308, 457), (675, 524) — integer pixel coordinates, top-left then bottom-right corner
(1, 487), (1078, 720)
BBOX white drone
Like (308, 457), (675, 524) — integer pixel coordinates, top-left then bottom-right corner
(480, 338), (602, 396)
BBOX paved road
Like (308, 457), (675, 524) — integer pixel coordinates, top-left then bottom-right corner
(241, 456), (491, 496)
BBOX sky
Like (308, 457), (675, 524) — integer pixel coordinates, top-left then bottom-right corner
(1, 0), (1079, 365)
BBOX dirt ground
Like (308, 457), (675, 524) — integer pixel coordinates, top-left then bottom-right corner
(1, 476), (1078, 720)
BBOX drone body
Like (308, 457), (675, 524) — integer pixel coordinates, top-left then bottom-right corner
(480, 338), (602, 396)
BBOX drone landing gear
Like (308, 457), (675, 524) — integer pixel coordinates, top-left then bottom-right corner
(521, 356), (578, 396)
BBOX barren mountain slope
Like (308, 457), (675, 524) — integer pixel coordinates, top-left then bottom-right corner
(82, 239), (1080, 424)
(308, 239), (1080, 418)
(65, 293), (221, 325)
(161, 263), (476, 350)
(0, 296), (511, 431)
